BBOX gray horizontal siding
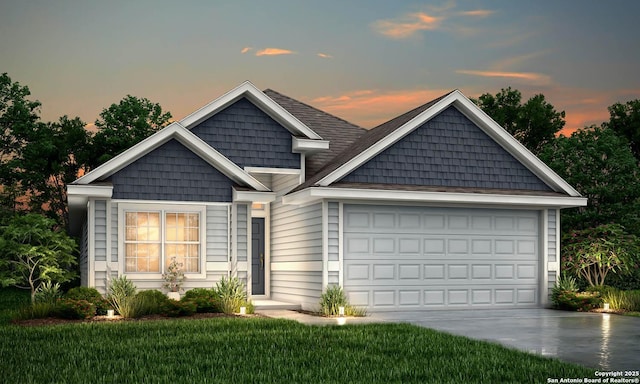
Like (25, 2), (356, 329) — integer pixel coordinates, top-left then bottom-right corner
(271, 202), (323, 262)
(79, 219), (88, 287)
(273, 174), (300, 197)
(271, 271), (322, 311)
(328, 202), (339, 262)
(190, 98), (300, 169)
(236, 204), (248, 262)
(207, 205), (229, 263)
(111, 139), (234, 202)
(94, 200), (107, 262)
(328, 271), (339, 286)
(548, 209), (557, 263)
(342, 106), (552, 191)
(111, 203), (118, 262)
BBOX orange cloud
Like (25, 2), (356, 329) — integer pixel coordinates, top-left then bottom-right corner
(457, 69), (551, 86)
(240, 47), (252, 54)
(255, 48), (294, 56)
(317, 53), (333, 59)
(459, 9), (495, 17)
(373, 12), (442, 38)
(311, 88), (451, 128)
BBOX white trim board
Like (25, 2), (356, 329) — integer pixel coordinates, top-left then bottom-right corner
(316, 90), (582, 197)
(282, 187), (588, 208)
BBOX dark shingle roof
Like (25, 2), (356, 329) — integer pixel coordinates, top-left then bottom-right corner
(263, 89), (367, 176)
(291, 90), (456, 190)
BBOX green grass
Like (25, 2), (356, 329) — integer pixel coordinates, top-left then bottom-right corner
(0, 288), (594, 383)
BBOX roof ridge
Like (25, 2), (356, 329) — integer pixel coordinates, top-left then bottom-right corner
(264, 88), (366, 131)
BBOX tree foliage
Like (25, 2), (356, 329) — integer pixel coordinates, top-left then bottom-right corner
(562, 224), (638, 287)
(606, 99), (640, 161)
(474, 87), (566, 154)
(0, 214), (77, 303)
(539, 126), (640, 235)
(90, 95), (172, 168)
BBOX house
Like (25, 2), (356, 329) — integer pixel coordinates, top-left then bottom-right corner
(67, 81), (587, 311)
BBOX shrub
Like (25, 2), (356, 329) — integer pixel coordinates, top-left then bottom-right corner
(14, 302), (58, 320)
(319, 285), (366, 317)
(553, 291), (602, 311)
(213, 277), (251, 314)
(183, 288), (218, 313)
(65, 287), (111, 315)
(551, 274), (578, 308)
(56, 299), (96, 320)
(162, 257), (186, 292)
(163, 299), (197, 317)
(134, 290), (170, 316)
(34, 282), (62, 305)
(107, 276), (137, 318)
(602, 289), (640, 312)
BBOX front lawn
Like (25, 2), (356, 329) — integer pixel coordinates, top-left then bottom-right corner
(0, 317), (593, 383)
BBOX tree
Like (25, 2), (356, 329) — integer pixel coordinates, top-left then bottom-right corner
(562, 224), (637, 287)
(0, 73), (41, 212)
(16, 116), (91, 229)
(606, 99), (640, 161)
(0, 214), (77, 303)
(538, 126), (640, 236)
(474, 87), (565, 154)
(90, 95), (172, 168)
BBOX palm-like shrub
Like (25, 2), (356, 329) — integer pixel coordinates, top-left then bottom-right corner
(213, 277), (251, 314)
(34, 282), (62, 305)
(107, 276), (137, 317)
(319, 285), (366, 317)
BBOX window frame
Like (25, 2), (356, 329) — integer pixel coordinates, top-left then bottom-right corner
(118, 203), (207, 280)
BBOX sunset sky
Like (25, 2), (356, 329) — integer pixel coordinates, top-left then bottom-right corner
(1, 1), (639, 135)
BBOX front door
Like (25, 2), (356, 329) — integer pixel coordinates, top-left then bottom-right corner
(251, 218), (265, 295)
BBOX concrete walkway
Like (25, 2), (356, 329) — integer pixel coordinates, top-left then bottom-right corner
(257, 308), (640, 371)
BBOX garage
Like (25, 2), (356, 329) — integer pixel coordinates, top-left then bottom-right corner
(343, 204), (540, 310)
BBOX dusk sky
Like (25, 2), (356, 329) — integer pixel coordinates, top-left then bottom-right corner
(1, 1), (639, 135)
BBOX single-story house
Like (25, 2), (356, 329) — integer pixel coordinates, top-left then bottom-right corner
(67, 81), (587, 311)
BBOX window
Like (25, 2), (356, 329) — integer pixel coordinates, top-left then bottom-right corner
(124, 209), (201, 274)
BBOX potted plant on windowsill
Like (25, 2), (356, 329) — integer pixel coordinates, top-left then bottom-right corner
(163, 257), (185, 300)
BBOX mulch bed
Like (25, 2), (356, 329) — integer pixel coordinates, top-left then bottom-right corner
(13, 312), (260, 327)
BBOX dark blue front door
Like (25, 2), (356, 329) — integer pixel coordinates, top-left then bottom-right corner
(251, 218), (265, 295)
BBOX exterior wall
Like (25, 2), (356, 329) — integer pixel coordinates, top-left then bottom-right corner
(341, 106), (552, 191)
(546, 209), (560, 300)
(90, 200), (233, 294)
(190, 98), (300, 169)
(79, 219), (88, 287)
(270, 199), (323, 310)
(110, 139), (234, 202)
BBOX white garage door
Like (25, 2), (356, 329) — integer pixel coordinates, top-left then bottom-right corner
(343, 205), (540, 310)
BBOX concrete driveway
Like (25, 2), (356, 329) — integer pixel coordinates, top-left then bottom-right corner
(368, 309), (640, 371)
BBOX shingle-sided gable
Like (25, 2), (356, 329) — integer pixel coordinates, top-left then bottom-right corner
(111, 139), (235, 202)
(190, 98), (300, 169)
(340, 106), (553, 191)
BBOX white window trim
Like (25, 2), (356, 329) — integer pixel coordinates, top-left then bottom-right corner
(118, 202), (207, 280)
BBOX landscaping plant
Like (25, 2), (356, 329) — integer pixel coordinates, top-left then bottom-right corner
(319, 285), (366, 317)
(183, 288), (218, 313)
(107, 276), (137, 317)
(65, 287), (111, 315)
(34, 281), (62, 305)
(213, 276), (252, 314)
(162, 257), (185, 292)
(562, 224), (638, 287)
(133, 290), (170, 316)
(56, 299), (96, 320)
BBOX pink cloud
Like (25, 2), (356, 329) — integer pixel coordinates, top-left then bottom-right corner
(255, 48), (295, 56)
(310, 88), (451, 128)
(459, 9), (495, 17)
(373, 12), (443, 39)
(456, 69), (551, 86)
(240, 47), (252, 54)
(317, 53), (333, 59)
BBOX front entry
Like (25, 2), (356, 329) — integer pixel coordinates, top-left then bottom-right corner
(251, 218), (265, 295)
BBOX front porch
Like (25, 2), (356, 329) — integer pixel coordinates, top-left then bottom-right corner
(252, 299), (301, 311)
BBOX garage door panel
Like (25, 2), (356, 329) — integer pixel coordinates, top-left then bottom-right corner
(343, 205), (540, 310)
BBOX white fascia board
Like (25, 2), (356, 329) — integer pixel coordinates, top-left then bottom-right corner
(317, 90), (583, 197)
(450, 93), (582, 197)
(67, 184), (113, 198)
(74, 123), (183, 184)
(71, 123), (269, 192)
(244, 167), (301, 175)
(180, 81), (322, 140)
(232, 189), (277, 203)
(317, 92), (459, 187)
(174, 126), (269, 191)
(282, 187), (588, 208)
(292, 137), (330, 154)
